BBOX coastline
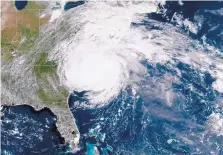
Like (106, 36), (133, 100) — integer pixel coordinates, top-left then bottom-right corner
(1, 98), (79, 151)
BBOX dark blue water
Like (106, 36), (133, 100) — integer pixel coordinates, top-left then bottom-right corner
(64, 1), (85, 11)
(153, 1), (223, 51)
(14, 0), (28, 10)
(1, 105), (68, 155)
(68, 59), (223, 155)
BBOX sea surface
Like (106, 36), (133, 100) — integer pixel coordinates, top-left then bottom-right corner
(1, 105), (68, 155)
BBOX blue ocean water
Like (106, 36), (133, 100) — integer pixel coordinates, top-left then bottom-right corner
(68, 60), (223, 155)
(1, 105), (68, 155)
(14, 0), (28, 10)
(156, 1), (223, 51)
(2, 1), (223, 155)
(67, 2), (223, 154)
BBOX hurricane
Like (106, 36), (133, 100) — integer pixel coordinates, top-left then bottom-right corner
(1, 1), (223, 155)
(52, 1), (223, 154)
(55, 1), (158, 105)
(53, 1), (222, 105)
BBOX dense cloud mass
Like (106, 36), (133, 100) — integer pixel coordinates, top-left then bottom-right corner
(53, 1), (222, 105)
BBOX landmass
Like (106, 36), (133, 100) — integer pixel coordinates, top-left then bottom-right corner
(1, 1), (79, 149)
